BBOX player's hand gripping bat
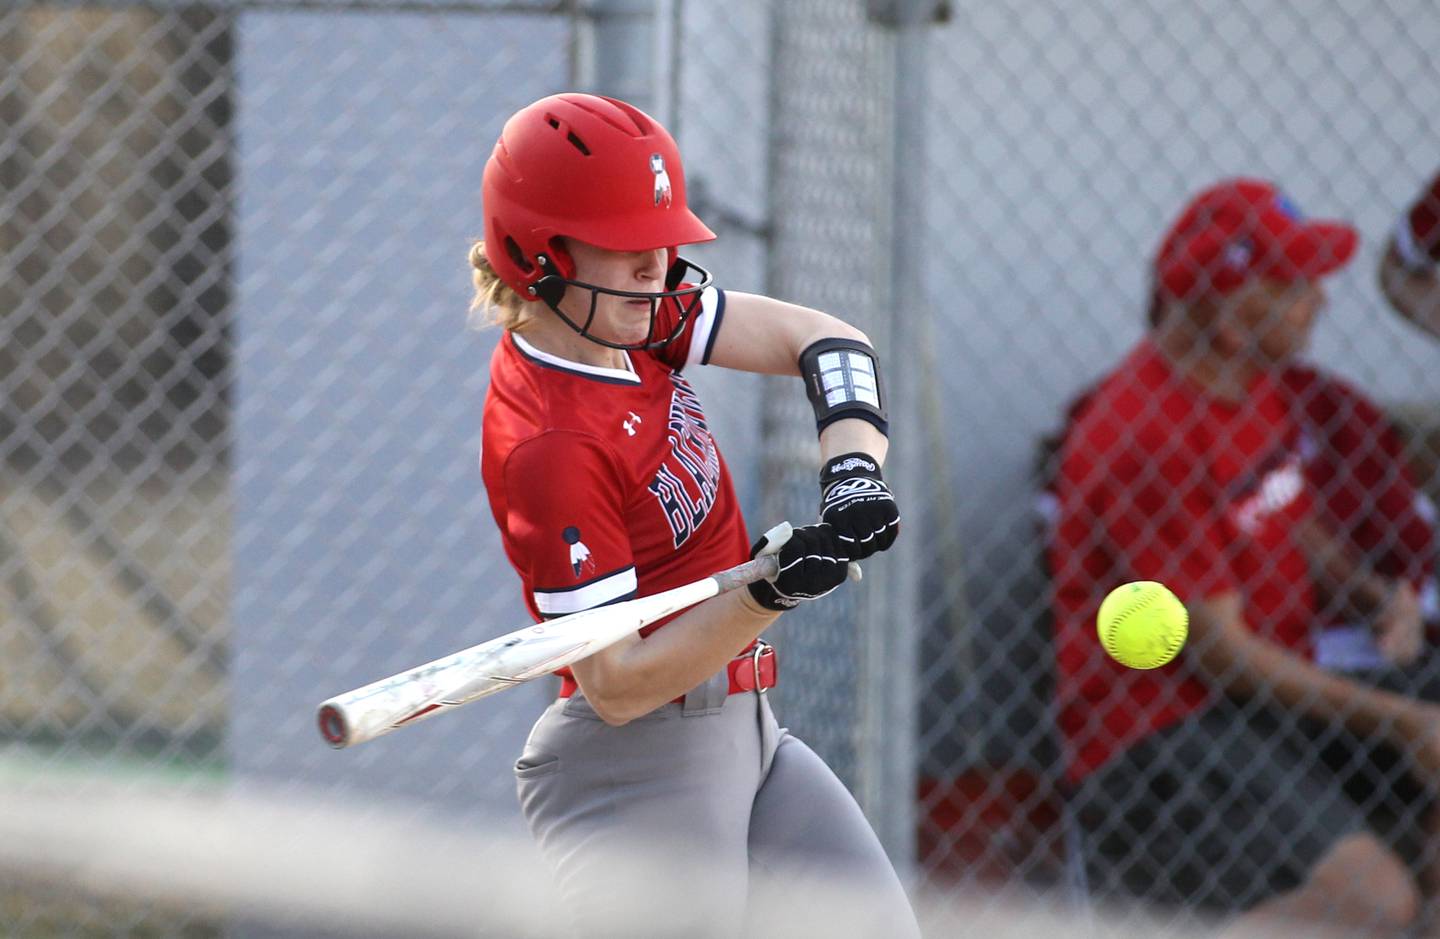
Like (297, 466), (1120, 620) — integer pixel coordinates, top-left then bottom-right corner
(316, 523), (859, 748)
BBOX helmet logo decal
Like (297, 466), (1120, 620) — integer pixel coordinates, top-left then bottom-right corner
(650, 153), (673, 208)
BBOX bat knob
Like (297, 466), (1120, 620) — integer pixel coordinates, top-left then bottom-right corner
(318, 704), (350, 749)
(846, 561), (863, 583)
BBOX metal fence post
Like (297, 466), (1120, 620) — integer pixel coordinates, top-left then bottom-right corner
(857, 0), (945, 879)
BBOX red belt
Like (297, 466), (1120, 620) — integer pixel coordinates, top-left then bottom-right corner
(558, 642), (778, 699)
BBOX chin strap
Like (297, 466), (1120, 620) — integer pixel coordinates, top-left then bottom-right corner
(529, 254), (714, 352)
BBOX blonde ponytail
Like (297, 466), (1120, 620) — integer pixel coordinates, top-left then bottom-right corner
(467, 240), (533, 332)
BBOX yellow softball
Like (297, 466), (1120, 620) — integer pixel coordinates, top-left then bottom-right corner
(1097, 581), (1188, 669)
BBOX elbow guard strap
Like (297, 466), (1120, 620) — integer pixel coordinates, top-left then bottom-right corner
(798, 337), (889, 436)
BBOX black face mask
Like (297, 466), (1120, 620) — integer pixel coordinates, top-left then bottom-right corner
(531, 254), (714, 352)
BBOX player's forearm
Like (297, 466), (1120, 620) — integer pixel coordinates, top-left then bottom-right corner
(570, 589), (779, 725)
(1189, 595), (1413, 740)
(1296, 514), (1389, 621)
(819, 418), (889, 466)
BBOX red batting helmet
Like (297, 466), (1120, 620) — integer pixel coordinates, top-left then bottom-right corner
(481, 94), (717, 350)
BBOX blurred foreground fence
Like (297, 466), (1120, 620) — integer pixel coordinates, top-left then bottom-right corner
(3, 0), (1440, 935)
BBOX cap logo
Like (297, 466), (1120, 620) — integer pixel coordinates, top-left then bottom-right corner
(1273, 193), (1303, 220)
(1223, 238), (1254, 270)
(650, 153), (672, 208)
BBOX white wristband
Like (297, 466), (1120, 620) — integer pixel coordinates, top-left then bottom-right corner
(1394, 216), (1436, 273)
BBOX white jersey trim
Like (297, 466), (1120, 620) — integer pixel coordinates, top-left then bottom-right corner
(534, 565), (638, 617)
(512, 333), (641, 384)
(685, 286), (727, 368)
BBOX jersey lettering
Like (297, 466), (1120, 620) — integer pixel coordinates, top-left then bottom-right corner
(647, 375), (722, 547)
(648, 464), (704, 546)
(1230, 450), (1306, 535)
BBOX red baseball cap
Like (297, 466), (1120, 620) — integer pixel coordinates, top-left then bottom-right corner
(1154, 178), (1358, 302)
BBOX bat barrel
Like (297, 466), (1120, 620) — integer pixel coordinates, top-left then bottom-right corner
(314, 545), (807, 749)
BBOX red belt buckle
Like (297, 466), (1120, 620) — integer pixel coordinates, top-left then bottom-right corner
(563, 643), (779, 701)
(732, 641), (777, 694)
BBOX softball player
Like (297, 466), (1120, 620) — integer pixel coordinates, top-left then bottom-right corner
(471, 93), (917, 938)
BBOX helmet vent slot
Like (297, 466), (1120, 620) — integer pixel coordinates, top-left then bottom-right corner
(565, 131), (591, 156)
(504, 237), (534, 274)
(541, 113), (591, 155)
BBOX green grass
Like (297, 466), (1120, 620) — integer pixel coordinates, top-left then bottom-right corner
(0, 885), (222, 939)
(0, 744), (227, 937)
(0, 743), (226, 788)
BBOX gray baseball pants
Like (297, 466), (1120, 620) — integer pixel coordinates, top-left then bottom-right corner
(514, 670), (920, 939)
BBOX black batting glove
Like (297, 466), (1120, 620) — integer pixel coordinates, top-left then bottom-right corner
(819, 452), (899, 560)
(746, 522), (852, 611)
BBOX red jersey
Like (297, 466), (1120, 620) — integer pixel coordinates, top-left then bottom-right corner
(480, 286), (751, 642)
(1283, 365), (1433, 599)
(1051, 339), (1316, 782)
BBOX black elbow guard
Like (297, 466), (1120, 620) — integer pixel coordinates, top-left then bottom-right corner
(798, 337), (889, 436)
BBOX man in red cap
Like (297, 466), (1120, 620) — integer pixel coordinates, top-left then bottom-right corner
(1380, 171), (1440, 336)
(1051, 178), (1440, 935)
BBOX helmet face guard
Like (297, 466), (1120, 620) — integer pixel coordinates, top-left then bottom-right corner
(481, 93), (718, 350)
(531, 254), (714, 352)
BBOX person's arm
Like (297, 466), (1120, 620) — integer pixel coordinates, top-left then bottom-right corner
(706, 291), (890, 461)
(504, 431), (854, 726)
(572, 524), (849, 724)
(1292, 375), (1432, 664)
(1296, 514), (1424, 666)
(573, 588), (778, 723)
(1189, 591), (1428, 743)
(705, 292), (897, 558)
(1296, 513), (1375, 619)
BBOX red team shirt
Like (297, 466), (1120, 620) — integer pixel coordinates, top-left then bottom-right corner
(1051, 339), (1317, 783)
(481, 286), (751, 659)
(1282, 365), (1434, 604)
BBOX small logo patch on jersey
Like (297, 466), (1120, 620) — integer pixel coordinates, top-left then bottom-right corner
(623, 411), (643, 436)
(562, 526), (595, 579)
(650, 153), (672, 208)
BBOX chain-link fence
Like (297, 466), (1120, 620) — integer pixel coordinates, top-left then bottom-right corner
(5, 0), (1440, 935)
(914, 8), (1440, 930)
